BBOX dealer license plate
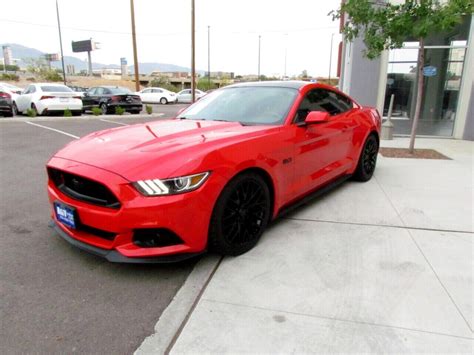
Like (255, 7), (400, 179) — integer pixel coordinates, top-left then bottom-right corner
(54, 202), (76, 229)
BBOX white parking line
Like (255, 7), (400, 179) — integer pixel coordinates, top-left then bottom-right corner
(99, 118), (129, 126)
(25, 121), (79, 139)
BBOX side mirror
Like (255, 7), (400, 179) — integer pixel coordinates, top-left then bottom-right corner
(305, 111), (330, 124)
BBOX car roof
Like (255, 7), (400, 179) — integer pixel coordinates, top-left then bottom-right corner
(34, 83), (68, 86)
(227, 80), (310, 90)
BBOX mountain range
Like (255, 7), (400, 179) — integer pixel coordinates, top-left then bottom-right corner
(1, 43), (195, 75)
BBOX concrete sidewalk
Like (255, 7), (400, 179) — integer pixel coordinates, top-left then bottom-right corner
(147, 138), (474, 353)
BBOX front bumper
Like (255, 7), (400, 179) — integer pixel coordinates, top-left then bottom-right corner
(47, 157), (225, 262)
(49, 220), (203, 263)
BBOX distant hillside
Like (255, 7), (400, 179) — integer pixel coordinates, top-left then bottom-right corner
(1, 43), (195, 75)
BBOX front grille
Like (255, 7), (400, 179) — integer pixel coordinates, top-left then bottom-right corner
(48, 168), (121, 209)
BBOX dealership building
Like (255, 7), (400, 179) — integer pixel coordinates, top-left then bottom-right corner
(339, 13), (473, 140)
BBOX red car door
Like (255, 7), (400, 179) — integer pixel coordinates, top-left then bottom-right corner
(289, 88), (356, 198)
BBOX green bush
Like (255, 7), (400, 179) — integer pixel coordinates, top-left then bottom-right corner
(43, 70), (63, 82)
(91, 107), (102, 116)
(145, 105), (153, 114)
(115, 106), (125, 115)
(0, 64), (19, 71)
(64, 108), (72, 117)
(0, 73), (19, 81)
(26, 108), (37, 117)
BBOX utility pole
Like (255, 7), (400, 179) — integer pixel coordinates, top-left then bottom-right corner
(191, 0), (196, 103)
(328, 33), (334, 83)
(55, 0), (67, 85)
(207, 25), (211, 90)
(258, 35), (261, 81)
(284, 33), (288, 79)
(130, 0), (140, 91)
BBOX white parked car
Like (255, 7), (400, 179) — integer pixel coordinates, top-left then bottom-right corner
(176, 89), (205, 103)
(15, 83), (83, 116)
(136, 87), (177, 104)
(0, 82), (23, 115)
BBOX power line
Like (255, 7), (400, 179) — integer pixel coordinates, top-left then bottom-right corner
(0, 18), (338, 37)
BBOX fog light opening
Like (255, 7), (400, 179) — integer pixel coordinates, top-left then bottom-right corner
(133, 229), (184, 248)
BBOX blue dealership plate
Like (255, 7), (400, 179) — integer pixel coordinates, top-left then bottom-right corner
(54, 202), (76, 229)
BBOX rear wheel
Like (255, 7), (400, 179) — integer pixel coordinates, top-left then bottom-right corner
(209, 172), (271, 256)
(353, 134), (379, 182)
(31, 103), (39, 116)
(160, 97), (168, 105)
(100, 103), (108, 115)
(12, 102), (18, 116)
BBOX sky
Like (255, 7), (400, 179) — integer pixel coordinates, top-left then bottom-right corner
(0, 0), (342, 77)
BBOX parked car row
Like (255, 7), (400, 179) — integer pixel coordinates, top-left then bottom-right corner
(0, 82), (209, 117)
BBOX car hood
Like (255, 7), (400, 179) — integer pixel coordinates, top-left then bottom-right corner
(54, 119), (274, 181)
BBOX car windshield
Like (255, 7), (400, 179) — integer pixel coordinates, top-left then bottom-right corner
(177, 86), (298, 125)
(41, 86), (72, 92)
(108, 87), (132, 94)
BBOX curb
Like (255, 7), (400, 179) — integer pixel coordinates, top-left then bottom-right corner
(134, 255), (222, 355)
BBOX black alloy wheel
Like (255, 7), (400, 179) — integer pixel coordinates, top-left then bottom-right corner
(209, 172), (271, 256)
(353, 134), (379, 182)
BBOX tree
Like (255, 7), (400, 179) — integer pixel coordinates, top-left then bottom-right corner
(299, 70), (309, 79)
(331, 0), (472, 153)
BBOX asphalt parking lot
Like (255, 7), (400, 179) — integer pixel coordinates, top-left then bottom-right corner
(0, 104), (198, 354)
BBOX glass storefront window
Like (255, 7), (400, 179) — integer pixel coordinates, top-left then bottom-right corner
(383, 16), (471, 137)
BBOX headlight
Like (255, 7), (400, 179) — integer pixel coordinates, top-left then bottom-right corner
(133, 172), (210, 196)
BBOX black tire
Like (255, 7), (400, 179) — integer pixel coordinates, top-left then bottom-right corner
(160, 97), (168, 105)
(100, 103), (109, 115)
(209, 172), (271, 256)
(131, 110), (141, 114)
(12, 102), (18, 116)
(4, 109), (13, 117)
(72, 111), (81, 116)
(353, 134), (379, 182)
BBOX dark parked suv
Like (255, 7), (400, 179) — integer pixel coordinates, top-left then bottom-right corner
(0, 90), (14, 117)
(82, 86), (142, 114)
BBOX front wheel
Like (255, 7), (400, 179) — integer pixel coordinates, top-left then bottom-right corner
(209, 172), (271, 256)
(353, 134), (379, 182)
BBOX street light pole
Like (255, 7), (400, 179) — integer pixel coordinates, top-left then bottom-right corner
(130, 0), (140, 92)
(191, 0), (196, 103)
(55, 0), (67, 85)
(328, 33), (334, 83)
(207, 25), (210, 90)
(258, 35), (261, 81)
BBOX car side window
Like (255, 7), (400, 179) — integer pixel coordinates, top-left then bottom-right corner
(152, 89), (163, 93)
(294, 89), (353, 124)
(142, 89), (151, 93)
(23, 86), (32, 94)
(25, 85), (36, 94)
(95, 88), (105, 95)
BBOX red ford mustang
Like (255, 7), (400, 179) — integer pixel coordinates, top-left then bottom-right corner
(47, 81), (381, 262)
